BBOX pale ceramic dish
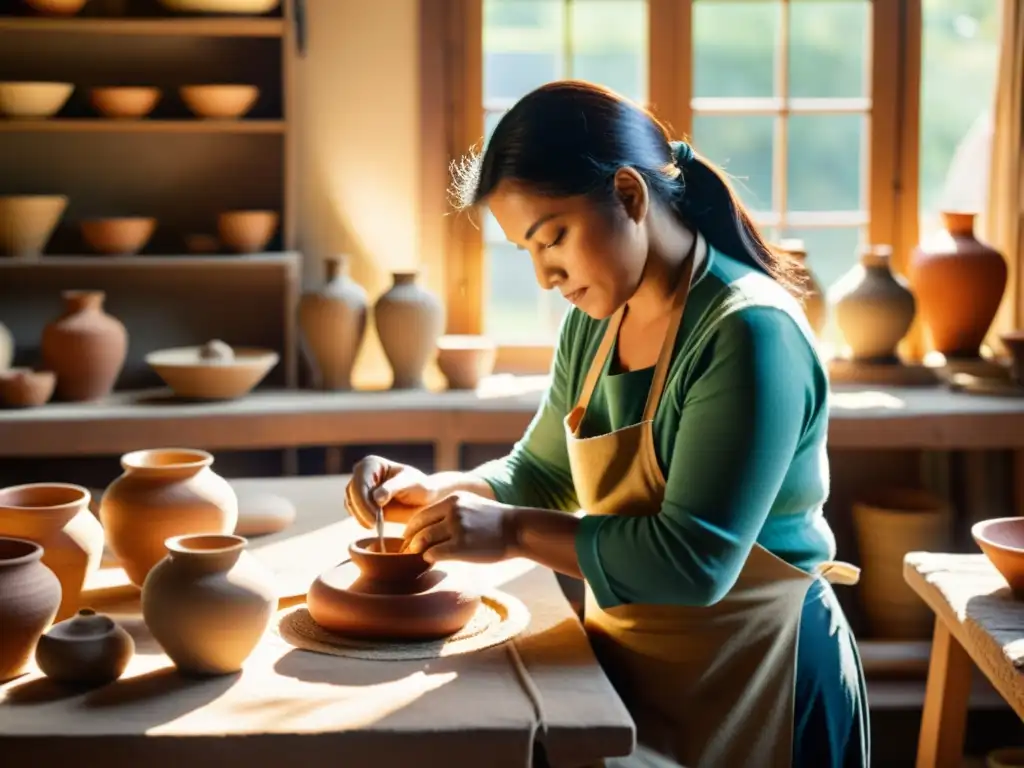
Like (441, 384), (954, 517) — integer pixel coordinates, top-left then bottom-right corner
(146, 341), (279, 400)
(0, 82), (74, 119)
(158, 0), (280, 13)
(0, 195), (68, 258)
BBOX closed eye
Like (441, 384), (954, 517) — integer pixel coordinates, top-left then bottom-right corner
(542, 227), (566, 249)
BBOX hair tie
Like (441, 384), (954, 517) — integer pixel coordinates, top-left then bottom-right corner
(670, 141), (695, 168)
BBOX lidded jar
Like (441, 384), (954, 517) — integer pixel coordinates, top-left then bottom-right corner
(35, 608), (135, 685)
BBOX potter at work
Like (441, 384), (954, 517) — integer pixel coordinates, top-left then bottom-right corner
(347, 81), (870, 768)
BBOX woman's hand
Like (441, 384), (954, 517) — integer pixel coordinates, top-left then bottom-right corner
(345, 455), (451, 528)
(401, 492), (520, 564)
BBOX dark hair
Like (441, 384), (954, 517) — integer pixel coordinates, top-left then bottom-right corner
(451, 80), (804, 294)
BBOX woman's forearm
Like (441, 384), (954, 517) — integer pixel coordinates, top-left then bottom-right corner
(433, 471), (497, 500)
(508, 506), (584, 580)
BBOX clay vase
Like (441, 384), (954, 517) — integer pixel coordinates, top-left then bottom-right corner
(307, 536), (481, 640)
(0, 538), (61, 681)
(35, 608), (135, 686)
(778, 239), (826, 337)
(100, 448), (238, 587)
(298, 255), (368, 390)
(0, 483), (104, 621)
(831, 245), (916, 361)
(41, 290), (128, 402)
(0, 320), (12, 370)
(374, 271), (444, 389)
(142, 534), (277, 676)
(909, 211), (1007, 359)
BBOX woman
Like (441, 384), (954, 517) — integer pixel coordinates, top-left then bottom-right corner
(345, 81), (870, 768)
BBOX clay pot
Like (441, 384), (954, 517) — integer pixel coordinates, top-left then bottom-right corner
(89, 87), (161, 119)
(910, 211), (1007, 359)
(179, 85), (259, 119)
(35, 607), (135, 685)
(1000, 331), (1024, 386)
(831, 245), (916, 361)
(778, 239), (826, 337)
(23, 0), (90, 14)
(0, 368), (56, 408)
(0, 81), (74, 119)
(437, 335), (496, 390)
(0, 195), (68, 258)
(217, 210), (278, 254)
(972, 518), (1024, 597)
(146, 342), (279, 400)
(0, 320), (12, 369)
(307, 536), (481, 640)
(142, 533), (277, 676)
(80, 217), (156, 255)
(374, 271), (444, 389)
(41, 290), (128, 402)
(100, 448), (238, 587)
(0, 538), (61, 682)
(0, 484), (103, 621)
(299, 255), (368, 391)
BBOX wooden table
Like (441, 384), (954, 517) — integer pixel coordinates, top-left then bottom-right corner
(0, 476), (635, 768)
(904, 552), (1024, 768)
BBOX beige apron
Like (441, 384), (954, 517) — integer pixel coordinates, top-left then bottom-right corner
(564, 237), (859, 768)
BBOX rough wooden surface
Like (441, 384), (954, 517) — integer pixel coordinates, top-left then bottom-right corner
(0, 476), (634, 768)
(904, 552), (1024, 718)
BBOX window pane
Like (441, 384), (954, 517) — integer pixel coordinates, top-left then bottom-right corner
(692, 114), (775, 213)
(483, 0), (564, 102)
(693, 1), (780, 98)
(918, 0), (999, 231)
(789, 0), (868, 98)
(780, 226), (864, 293)
(485, 241), (568, 343)
(787, 113), (865, 212)
(570, 0), (647, 103)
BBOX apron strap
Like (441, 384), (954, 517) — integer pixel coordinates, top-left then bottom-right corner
(574, 306), (625, 413)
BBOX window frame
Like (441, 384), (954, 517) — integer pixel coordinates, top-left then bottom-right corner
(419, 0), (925, 372)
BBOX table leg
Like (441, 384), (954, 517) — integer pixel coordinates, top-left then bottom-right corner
(916, 619), (973, 768)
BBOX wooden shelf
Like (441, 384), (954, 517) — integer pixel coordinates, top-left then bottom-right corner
(0, 16), (285, 37)
(0, 252), (300, 268)
(0, 119), (286, 134)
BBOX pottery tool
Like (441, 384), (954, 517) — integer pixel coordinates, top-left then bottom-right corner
(374, 504), (386, 552)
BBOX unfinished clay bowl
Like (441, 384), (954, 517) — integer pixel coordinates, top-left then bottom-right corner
(35, 607), (135, 686)
(437, 335), (497, 390)
(0, 195), (68, 258)
(180, 85), (259, 119)
(973, 517), (1024, 597)
(0, 368), (56, 408)
(217, 210), (278, 253)
(999, 331), (1024, 387)
(89, 87), (161, 119)
(0, 82), (74, 119)
(306, 536), (481, 640)
(23, 0), (90, 14)
(146, 341), (278, 400)
(158, 0), (280, 13)
(80, 217), (156, 255)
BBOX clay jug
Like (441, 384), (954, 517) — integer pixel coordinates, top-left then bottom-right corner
(298, 255), (368, 390)
(0, 483), (104, 621)
(374, 271), (444, 389)
(0, 537), (61, 682)
(41, 290), (128, 401)
(831, 245), (916, 361)
(0, 320), (12, 370)
(142, 534), (277, 676)
(778, 239), (826, 337)
(100, 448), (238, 587)
(35, 608), (135, 686)
(909, 211), (1007, 359)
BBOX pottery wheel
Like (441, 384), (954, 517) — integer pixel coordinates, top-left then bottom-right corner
(274, 590), (530, 661)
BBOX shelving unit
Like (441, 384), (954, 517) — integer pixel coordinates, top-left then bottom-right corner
(0, 119), (287, 133)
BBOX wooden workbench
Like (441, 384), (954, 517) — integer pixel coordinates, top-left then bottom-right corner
(0, 476), (635, 768)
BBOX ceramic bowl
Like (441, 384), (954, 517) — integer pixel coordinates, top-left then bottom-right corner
(0, 368), (56, 408)
(89, 87), (161, 119)
(180, 85), (259, 119)
(0, 82), (74, 119)
(436, 335), (497, 390)
(349, 536), (430, 584)
(80, 217), (157, 255)
(146, 344), (279, 400)
(24, 0), (89, 14)
(158, 0), (280, 13)
(0, 195), (68, 258)
(972, 517), (1024, 596)
(217, 210), (278, 253)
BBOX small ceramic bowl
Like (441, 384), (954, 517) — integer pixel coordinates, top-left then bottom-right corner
(89, 87), (162, 119)
(0, 368), (56, 408)
(179, 85), (259, 119)
(972, 517), (1024, 597)
(436, 335), (497, 390)
(80, 217), (156, 256)
(349, 536), (430, 583)
(217, 210), (278, 253)
(0, 81), (74, 119)
(146, 342), (279, 400)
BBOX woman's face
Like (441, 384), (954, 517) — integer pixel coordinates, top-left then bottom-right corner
(486, 171), (650, 319)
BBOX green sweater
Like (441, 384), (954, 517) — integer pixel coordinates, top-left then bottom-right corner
(475, 247), (836, 610)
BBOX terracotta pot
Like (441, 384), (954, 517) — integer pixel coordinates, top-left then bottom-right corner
(307, 536), (481, 640)
(0, 368), (56, 408)
(374, 271), (444, 389)
(142, 533), (277, 676)
(0, 538), (61, 682)
(0, 81), (73, 119)
(436, 335), (496, 390)
(0, 320), (12, 369)
(41, 290), (128, 402)
(0, 484), (103, 621)
(23, 0), (90, 14)
(217, 210), (278, 254)
(299, 255), (368, 391)
(999, 331), (1024, 386)
(777, 238), (826, 337)
(80, 217), (156, 255)
(89, 87), (161, 119)
(146, 343), (278, 400)
(853, 489), (952, 639)
(831, 245), (916, 361)
(179, 85), (259, 119)
(99, 448), (238, 587)
(972, 518), (1024, 597)
(910, 211), (1007, 359)
(0, 194), (68, 258)
(35, 607), (135, 685)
